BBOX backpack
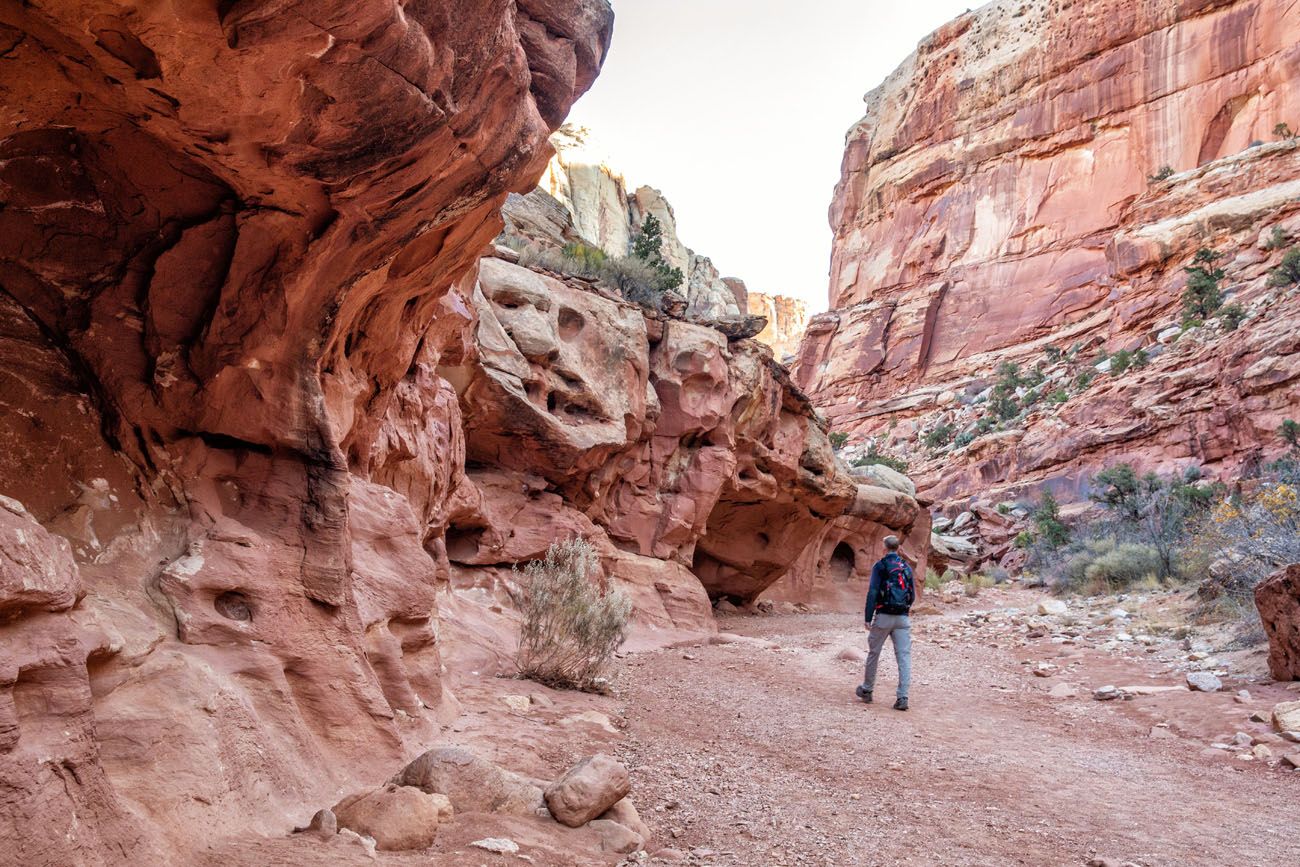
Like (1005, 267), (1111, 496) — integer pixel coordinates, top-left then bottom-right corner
(878, 554), (915, 615)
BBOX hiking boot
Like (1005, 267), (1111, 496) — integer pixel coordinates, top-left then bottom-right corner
(893, 697), (909, 711)
(855, 685), (873, 703)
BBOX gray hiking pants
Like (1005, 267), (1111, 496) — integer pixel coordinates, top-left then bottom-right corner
(862, 613), (911, 699)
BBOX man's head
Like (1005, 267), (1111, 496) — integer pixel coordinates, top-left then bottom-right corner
(883, 535), (900, 553)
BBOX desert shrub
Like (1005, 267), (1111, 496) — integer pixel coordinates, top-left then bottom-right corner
(1014, 530), (1034, 549)
(1043, 345), (1064, 363)
(996, 502), (1012, 515)
(1047, 388), (1069, 405)
(1073, 370), (1095, 390)
(963, 572), (995, 597)
(851, 441), (908, 474)
(1268, 248), (1300, 287)
(1182, 248), (1224, 325)
(1088, 464), (1218, 579)
(1196, 468), (1300, 610)
(990, 392), (1020, 421)
(514, 538), (632, 691)
(953, 431), (976, 448)
(1219, 303), (1246, 331)
(828, 431), (849, 450)
(517, 242), (668, 309)
(1264, 226), (1288, 250)
(1050, 538), (1160, 595)
(924, 423), (955, 450)
(1275, 121), (1296, 140)
(1148, 165), (1174, 183)
(924, 568), (945, 592)
(1109, 349), (1133, 374)
(1281, 419), (1300, 450)
(974, 416), (996, 434)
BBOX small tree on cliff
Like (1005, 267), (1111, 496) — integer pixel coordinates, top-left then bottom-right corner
(1182, 248), (1225, 325)
(631, 214), (685, 293)
(1033, 491), (1070, 551)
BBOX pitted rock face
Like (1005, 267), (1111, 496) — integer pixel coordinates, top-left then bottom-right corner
(459, 258), (651, 478)
(0, 0), (613, 861)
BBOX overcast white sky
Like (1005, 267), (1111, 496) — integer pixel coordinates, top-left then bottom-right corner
(567, 0), (978, 312)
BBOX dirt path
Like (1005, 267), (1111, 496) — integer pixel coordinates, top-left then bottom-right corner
(615, 601), (1300, 866)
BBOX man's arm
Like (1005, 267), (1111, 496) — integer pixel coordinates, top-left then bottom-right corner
(864, 561), (883, 624)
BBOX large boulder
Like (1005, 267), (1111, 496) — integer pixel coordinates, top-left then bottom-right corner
(332, 784), (453, 851)
(393, 747), (546, 818)
(543, 754), (631, 827)
(1256, 564), (1300, 681)
(0, 496), (80, 614)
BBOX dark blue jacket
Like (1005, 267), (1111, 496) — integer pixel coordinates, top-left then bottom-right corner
(865, 552), (906, 623)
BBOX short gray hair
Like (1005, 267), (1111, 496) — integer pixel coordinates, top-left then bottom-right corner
(883, 535), (900, 551)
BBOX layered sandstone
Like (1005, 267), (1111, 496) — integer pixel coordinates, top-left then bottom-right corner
(747, 292), (809, 362)
(0, 1), (613, 861)
(799, 0), (1300, 507)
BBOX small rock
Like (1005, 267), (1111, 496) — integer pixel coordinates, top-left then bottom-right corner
(1282, 754), (1300, 769)
(1093, 685), (1121, 701)
(1234, 689), (1252, 704)
(1186, 672), (1222, 693)
(1253, 744), (1273, 760)
(1037, 599), (1068, 616)
(1280, 731), (1300, 743)
(1232, 732), (1254, 746)
(1272, 700), (1300, 732)
(502, 694), (531, 713)
(333, 828), (377, 858)
(601, 797), (652, 844)
(715, 599), (740, 614)
(837, 646), (867, 663)
(1250, 711), (1270, 723)
(590, 819), (644, 854)
(1049, 682), (1078, 698)
(470, 838), (520, 854)
(651, 848), (687, 862)
(544, 754), (631, 827)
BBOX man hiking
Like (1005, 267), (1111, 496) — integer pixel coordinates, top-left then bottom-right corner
(855, 535), (914, 710)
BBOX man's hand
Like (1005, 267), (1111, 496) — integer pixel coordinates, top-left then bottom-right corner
(864, 620), (872, 631)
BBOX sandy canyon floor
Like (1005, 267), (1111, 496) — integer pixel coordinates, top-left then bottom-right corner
(194, 588), (1299, 867)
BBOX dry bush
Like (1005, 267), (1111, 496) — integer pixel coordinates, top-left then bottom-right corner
(963, 572), (994, 597)
(514, 538), (632, 692)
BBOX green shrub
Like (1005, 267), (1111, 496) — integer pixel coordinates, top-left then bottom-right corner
(924, 568), (945, 592)
(1275, 121), (1296, 140)
(1109, 349), (1133, 374)
(1047, 388), (1069, 405)
(1044, 345), (1064, 363)
(1264, 226), (1288, 250)
(514, 538), (632, 691)
(1182, 248), (1225, 325)
(974, 416), (995, 434)
(851, 442), (908, 474)
(1073, 370), (1095, 391)
(1219, 303), (1246, 331)
(518, 243), (669, 309)
(1033, 491), (1070, 550)
(1281, 419), (1300, 450)
(991, 392), (1020, 421)
(1014, 530), (1034, 549)
(1148, 165), (1175, 183)
(828, 431), (849, 450)
(1268, 248), (1300, 287)
(953, 431), (976, 448)
(1088, 463), (1218, 579)
(924, 423), (955, 450)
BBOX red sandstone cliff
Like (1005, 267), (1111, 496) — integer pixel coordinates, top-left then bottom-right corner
(798, 0), (1300, 508)
(0, 2), (925, 862)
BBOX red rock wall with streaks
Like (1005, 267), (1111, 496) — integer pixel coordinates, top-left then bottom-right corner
(799, 0), (1300, 506)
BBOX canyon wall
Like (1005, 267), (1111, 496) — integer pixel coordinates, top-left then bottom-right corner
(799, 0), (1300, 509)
(747, 292), (809, 362)
(0, 2), (923, 862)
